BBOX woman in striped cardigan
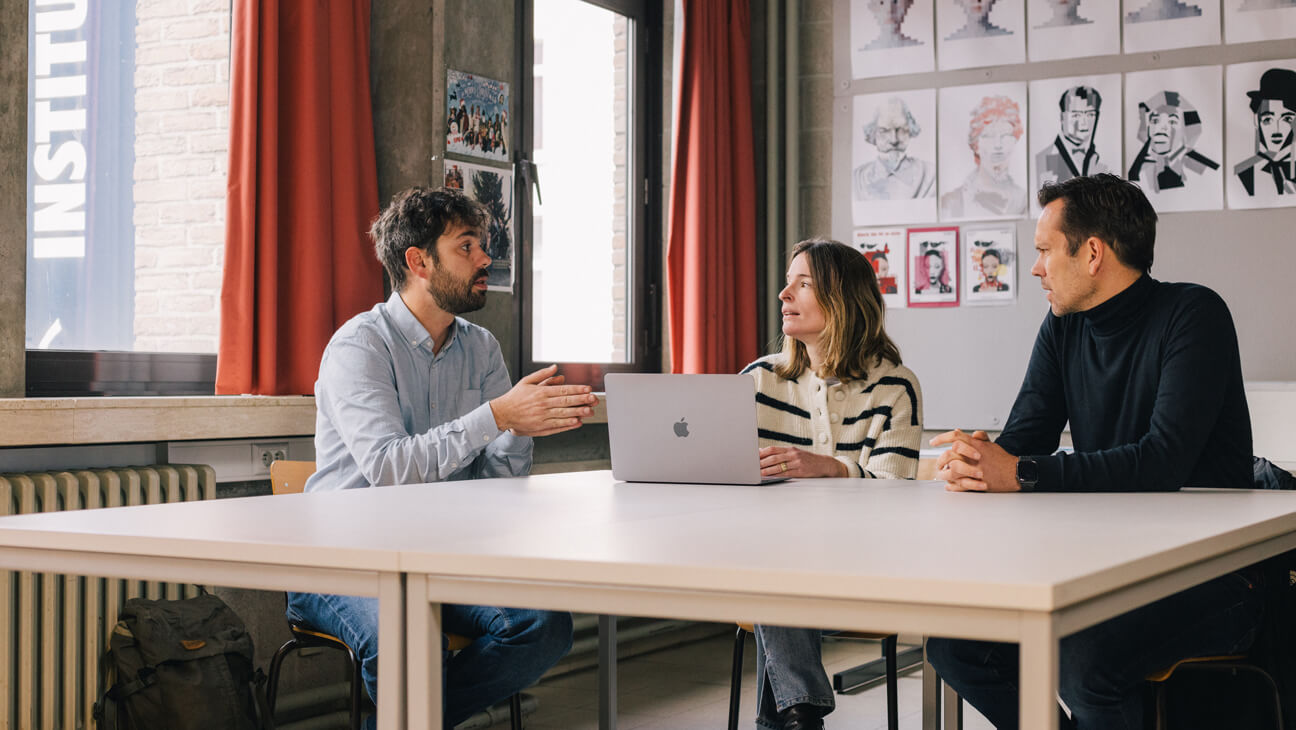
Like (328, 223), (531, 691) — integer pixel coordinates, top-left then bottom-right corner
(742, 238), (924, 730)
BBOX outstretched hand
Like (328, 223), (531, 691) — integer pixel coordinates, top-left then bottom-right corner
(490, 365), (598, 437)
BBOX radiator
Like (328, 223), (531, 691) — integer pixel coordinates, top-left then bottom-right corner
(0, 464), (216, 730)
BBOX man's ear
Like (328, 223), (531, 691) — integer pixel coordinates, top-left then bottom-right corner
(404, 246), (430, 284)
(1086, 236), (1105, 276)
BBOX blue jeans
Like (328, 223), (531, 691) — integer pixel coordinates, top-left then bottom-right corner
(286, 591), (573, 728)
(754, 625), (835, 729)
(926, 571), (1262, 730)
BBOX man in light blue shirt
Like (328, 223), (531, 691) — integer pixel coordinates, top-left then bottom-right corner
(288, 187), (596, 728)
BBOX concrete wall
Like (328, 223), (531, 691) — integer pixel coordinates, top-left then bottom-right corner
(0, 1), (26, 397)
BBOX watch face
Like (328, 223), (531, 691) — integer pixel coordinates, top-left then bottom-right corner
(1017, 459), (1039, 483)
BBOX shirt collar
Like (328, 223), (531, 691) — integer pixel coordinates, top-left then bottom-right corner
(384, 290), (460, 353)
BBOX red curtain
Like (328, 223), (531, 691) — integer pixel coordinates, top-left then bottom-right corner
(666, 0), (759, 375)
(216, 1), (384, 395)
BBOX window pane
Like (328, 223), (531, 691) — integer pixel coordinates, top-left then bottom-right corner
(26, 1), (229, 353)
(532, 0), (632, 363)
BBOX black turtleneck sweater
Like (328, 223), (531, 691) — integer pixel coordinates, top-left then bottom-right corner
(997, 275), (1253, 492)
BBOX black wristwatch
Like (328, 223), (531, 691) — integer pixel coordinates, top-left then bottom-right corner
(1016, 457), (1039, 492)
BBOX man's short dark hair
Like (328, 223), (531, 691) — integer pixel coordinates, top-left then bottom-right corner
(1037, 173), (1157, 274)
(370, 187), (488, 290)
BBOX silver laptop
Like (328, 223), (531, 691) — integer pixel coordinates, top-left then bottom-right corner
(604, 373), (785, 485)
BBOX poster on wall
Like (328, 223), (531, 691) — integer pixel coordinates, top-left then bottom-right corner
(1124, 66), (1224, 213)
(1224, 0), (1296, 42)
(908, 226), (959, 307)
(854, 227), (908, 309)
(1225, 60), (1296, 208)
(850, 0), (936, 79)
(851, 89), (938, 226)
(1123, 0), (1221, 52)
(938, 82), (1029, 222)
(445, 161), (515, 291)
(446, 70), (510, 162)
(1027, 0), (1120, 61)
(1028, 74), (1122, 214)
(963, 225), (1017, 305)
(936, 0), (1025, 70)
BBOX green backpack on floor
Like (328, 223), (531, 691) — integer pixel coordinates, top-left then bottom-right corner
(94, 593), (274, 730)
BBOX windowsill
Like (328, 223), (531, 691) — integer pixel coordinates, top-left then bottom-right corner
(0, 394), (608, 448)
(0, 396), (317, 447)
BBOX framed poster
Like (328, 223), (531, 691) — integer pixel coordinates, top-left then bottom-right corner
(936, 0), (1026, 70)
(850, 0), (936, 78)
(908, 226), (960, 307)
(938, 82), (1030, 222)
(1225, 60), (1296, 208)
(851, 89), (938, 226)
(1124, 66), (1225, 213)
(446, 70), (510, 162)
(1028, 74), (1122, 215)
(964, 225), (1017, 305)
(855, 227), (908, 309)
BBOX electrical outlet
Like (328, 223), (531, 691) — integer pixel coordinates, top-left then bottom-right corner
(251, 442), (289, 476)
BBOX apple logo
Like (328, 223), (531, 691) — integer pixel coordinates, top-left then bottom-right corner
(673, 417), (690, 438)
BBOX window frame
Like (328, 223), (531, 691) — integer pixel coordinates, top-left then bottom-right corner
(515, 0), (664, 391)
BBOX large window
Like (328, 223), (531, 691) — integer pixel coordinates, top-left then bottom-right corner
(25, 0), (229, 394)
(521, 0), (662, 387)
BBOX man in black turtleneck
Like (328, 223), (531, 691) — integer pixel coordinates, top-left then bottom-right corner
(923, 174), (1260, 730)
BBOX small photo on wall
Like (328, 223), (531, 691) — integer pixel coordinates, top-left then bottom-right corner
(854, 227), (908, 309)
(852, 89), (938, 226)
(964, 225), (1017, 305)
(936, 0), (1026, 70)
(1124, 66), (1224, 213)
(938, 82), (1030, 222)
(446, 161), (515, 291)
(446, 70), (510, 162)
(908, 227), (959, 308)
(1028, 0), (1120, 61)
(1123, 0), (1221, 52)
(1225, 60), (1296, 208)
(1224, 0), (1296, 42)
(850, 0), (936, 78)
(1028, 74), (1123, 215)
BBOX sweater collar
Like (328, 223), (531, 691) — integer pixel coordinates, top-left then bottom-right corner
(1078, 274), (1155, 334)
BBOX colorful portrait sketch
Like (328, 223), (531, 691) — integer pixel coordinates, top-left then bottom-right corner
(1226, 61), (1296, 208)
(1225, 0), (1296, 43)
(1028, 75), (1122, 214)
(1124, 0), (1220, 51)
(936, 0), (1025, 70)
(938, 83), (1029, 221)
(907, 227), (959, 308)
(850, 0), (935, 78)
(852, 90), (938, 226)
(446, 70), (510, 162)
(854, 227), (908, 309)
(1124, 66), (1224, 213)
(1027, 0), (1119, 60)
(964, 226), (1016, 305)
(445, 161), (515, 291)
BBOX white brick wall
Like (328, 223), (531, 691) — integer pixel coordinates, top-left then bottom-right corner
(132, 0), (229, 353)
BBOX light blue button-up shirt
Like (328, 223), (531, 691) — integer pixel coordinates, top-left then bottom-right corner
(307, 291), (531, 492)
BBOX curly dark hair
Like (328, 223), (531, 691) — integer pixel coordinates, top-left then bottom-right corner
(370, 187), (488, 290)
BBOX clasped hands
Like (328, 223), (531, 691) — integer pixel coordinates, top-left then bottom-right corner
(929, 429), (1021, 492)
(490, 364), (598, 437)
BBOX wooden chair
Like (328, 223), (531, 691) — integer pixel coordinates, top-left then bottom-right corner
(265, 460), (523, 729)
(728, 623), (899, 730)
(1146, 655), (1282, 730)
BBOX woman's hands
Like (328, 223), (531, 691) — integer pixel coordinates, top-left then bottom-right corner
(759, 446), (849, 478)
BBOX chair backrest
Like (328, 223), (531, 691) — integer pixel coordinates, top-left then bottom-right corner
(269, 460), (317, 495)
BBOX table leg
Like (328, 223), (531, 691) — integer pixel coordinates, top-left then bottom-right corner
(598, 614), (617, 730)
(377, 572), (407, 730)
(942, 683), (963, 730)
(921, 640), (940, 730)
(1018, 614), (1059, 730)
(406, 573), (441, 730)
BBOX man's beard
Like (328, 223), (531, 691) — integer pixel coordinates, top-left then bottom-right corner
(428, 264), (489, 314)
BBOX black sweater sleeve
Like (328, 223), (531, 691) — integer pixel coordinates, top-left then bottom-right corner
(996, 314), (1067, 460)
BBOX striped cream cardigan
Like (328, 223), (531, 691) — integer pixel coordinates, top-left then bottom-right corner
(742, 354), (924, 479)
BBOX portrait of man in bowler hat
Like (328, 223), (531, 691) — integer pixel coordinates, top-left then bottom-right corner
(1233, 67), (1296, 197)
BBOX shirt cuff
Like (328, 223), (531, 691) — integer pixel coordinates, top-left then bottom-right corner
(1032, 453), (1064, 492)
(835, 456), (864, 478)
(462, 401), (506, 447)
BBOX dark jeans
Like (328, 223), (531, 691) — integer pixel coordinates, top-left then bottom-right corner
(926, 571), (1263, 730)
